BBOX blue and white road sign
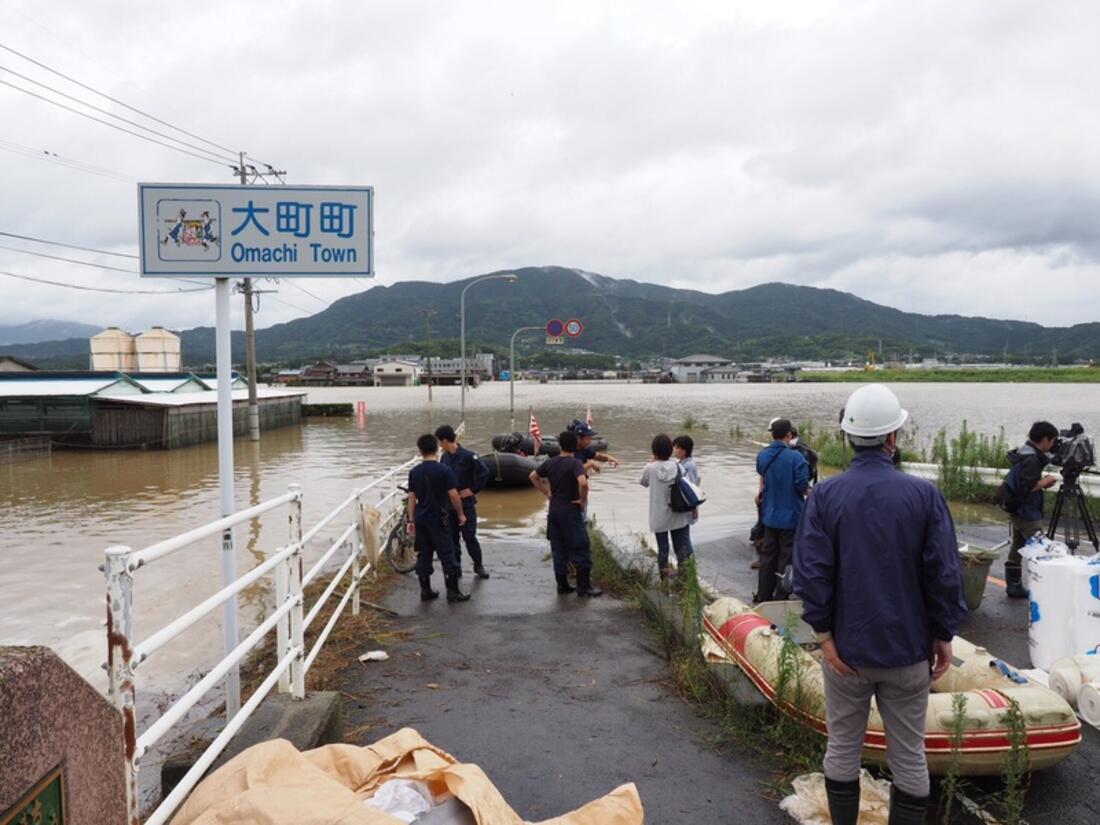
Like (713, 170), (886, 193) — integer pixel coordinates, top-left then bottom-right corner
(138, 183), (373, 277)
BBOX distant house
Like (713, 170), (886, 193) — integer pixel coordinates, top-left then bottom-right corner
(670, 354), (733, 383)
(702, 365), (738, 383)
(374, 360), (421, 387)
(273, 369), (302, 385)
(0, 355), (37, 372)
(334, 362), (375, 386)
(299, 360), (338, 385)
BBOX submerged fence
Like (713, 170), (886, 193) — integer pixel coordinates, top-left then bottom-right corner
(103, 457), (417, 825)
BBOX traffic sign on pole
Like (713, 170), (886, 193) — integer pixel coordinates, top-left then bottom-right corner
(546, 336), (565, 345)
(565, 319), (584, 337)
(545, 318), (564, 337)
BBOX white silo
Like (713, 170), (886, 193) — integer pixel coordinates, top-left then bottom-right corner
(135, 327), (182, 372)
(90, 327), (137, 371)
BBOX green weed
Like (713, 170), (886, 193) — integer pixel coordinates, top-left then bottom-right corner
(939, 692), (969, 824)
(999, 698), (1030, 825)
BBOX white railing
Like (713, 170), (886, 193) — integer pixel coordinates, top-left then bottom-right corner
(900, 461), (1100, 496)
(104, 457), (418, 825)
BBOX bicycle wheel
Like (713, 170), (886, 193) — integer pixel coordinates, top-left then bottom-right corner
(386, 518), (418, 574)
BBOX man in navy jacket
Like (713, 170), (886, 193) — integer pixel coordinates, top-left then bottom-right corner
(436, 424), (492, 579)
(794, 385), (966, 825)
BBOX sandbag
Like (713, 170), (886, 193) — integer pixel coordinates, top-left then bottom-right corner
(169, 728), (643, 825)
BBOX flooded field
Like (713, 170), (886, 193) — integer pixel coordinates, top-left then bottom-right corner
(4, 379), (1100, 695)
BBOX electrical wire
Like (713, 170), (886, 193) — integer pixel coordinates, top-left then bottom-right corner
(0, 63), (238, 165)
(0, 242), (213, 288)
(0, 136), (133, 182)
(265, 294), (315, 315)
(282, 280), (330, 306)
(0, 230), (138, 258)
(0, 40), (238, 157)
(0, 79), (233, 167)
(0, 269), (211, 294)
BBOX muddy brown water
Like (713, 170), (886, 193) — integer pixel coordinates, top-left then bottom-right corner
(4, 380), (1100, 695)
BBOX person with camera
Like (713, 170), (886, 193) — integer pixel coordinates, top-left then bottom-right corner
(794, 385), (966, 825)
(996, 421), (1059, 599)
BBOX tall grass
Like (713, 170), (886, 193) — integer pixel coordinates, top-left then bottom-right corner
(929, 422), (1009, 502)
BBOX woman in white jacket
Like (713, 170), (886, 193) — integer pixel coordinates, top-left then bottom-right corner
(641, 434), (694, 579)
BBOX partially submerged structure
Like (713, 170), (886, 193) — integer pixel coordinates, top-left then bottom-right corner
(0, 372), (303, 449)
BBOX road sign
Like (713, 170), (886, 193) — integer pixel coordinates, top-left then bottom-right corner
(500, 369), (511, 380)
(138, 183), (373, 277)
(565, 319), (584, 337)
(546, 336), (564, 345)
(545, 318), (564, 337)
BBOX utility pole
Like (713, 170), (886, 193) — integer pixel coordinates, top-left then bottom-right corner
(421, 308), (434, 403)
(239, 152), (260, 442)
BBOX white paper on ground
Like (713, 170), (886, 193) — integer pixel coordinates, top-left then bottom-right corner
(360, 650), (390, 662)
(779, 770), (890, 825)
(364, 779), (434, 822)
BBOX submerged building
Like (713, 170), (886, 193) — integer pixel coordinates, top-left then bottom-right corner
(0, 372), (303, 449)
(89, 327), (182, 372)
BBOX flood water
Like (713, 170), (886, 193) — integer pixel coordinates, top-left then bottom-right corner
(4, 380), (1100, 698)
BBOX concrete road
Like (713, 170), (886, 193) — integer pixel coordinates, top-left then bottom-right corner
(336, 537), (792, 823)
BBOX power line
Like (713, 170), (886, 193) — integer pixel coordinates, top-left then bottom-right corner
(282, 280), (330, 306)
(0, 242), (212, 288)
(0, 78), (233, 168)
(0, 40), (238, 157)
(0, 230), (138, 258)
(0, 136), (132, 182)
(0, 269), (211, 294)
(265, 294), (314, 315)
(0, 63), (238, 164)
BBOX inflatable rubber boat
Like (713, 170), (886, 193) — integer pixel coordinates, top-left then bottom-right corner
(479, 451), (541, 488)
(702, 597), (1081, 775)
(490, 432), (609, 457)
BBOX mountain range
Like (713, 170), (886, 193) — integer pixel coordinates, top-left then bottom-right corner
(3, 267), (1096, 369)
(0, 319), (101, 347)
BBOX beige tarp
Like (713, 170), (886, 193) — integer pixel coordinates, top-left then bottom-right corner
(170, 728), (643, 825)
(358, 503), (382, 568)
(779, 772), (890, 825)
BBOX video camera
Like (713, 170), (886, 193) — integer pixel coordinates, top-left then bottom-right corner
(1051, 423), (1095, 475)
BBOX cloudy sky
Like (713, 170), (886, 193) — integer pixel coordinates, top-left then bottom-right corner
(1, 0), (1098, 332)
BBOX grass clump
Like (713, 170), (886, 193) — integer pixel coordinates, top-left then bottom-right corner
(681, 414), (709, 431)
(998, 698), (1030, 825)
(939, 692), (969, 824)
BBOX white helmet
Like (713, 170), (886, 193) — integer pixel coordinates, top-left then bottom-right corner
(841, 385), (908, 444)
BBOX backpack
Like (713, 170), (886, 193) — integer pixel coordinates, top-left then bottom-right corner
(670, 467), (706, 513)
(994, 463), (1028, 514)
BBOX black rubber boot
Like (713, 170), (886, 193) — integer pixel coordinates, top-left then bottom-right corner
(556, 573), (576, 594)
(445, 574), (470, 602)
(418, 575), (439, 602)
(472, 559), (490, 580)
(888, 785), (929, 825)
(576, 568), (603, 597)
(824, 776), (860, 825)
(1005, 562), (1030, 599)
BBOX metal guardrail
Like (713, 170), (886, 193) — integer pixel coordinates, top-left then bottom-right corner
(104, 456), (418, 825)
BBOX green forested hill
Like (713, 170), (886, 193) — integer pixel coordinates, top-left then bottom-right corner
(8, 267), (1099, 368)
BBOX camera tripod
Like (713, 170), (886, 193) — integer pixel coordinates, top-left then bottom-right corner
(1045, 469), (1100, 553)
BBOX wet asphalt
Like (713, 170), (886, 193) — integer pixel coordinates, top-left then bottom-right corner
(337, 537), (792, 823)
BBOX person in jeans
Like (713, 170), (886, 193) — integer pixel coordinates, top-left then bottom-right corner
(999, 421), (1059, 598)
(529, 430), (602, 597)
(794, 384), (966, 825)
(641, 434), (694, 580)
(755, 418), (809, 601)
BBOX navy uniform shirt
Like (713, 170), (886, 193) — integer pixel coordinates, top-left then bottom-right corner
(407, 461), (458, 523)
(440, 445), (489, 496)
(576, 445), (597, 463)
(536, 455), (587, 512)
(793, 450), (967, 668)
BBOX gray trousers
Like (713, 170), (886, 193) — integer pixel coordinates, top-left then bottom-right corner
(1009, 516), (1043, 566)
(822, 659), (932, 798)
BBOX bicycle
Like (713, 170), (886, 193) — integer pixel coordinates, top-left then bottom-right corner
(384, 486), (418, 574)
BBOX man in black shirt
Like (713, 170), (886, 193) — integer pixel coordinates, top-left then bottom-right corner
(407, 433), (470, 603)
(529, 431), (602, 597)
(436, 424), (491, 579)
(568, 420), (620, 474)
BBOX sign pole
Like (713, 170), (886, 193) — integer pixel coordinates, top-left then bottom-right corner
(215, 276), (241, 717)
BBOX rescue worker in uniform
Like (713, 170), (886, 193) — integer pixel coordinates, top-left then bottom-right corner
(436, 425), (491, 579)
(568, 420), (620, 473)
(794, 385), (966, 825)
(407, 434), (470, 603)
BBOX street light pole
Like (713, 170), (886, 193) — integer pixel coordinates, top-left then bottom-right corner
(509, 325), (542, 432)
(460, 273), (517, 426)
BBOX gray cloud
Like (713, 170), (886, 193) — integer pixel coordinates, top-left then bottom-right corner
(1, 0), (1099, 334)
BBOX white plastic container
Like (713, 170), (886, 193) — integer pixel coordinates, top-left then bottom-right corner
(1020, 536), (1067, 585)
(1029, 553), (1100, 670)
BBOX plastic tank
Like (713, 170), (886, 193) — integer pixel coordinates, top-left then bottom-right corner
(135, 326), (181, 372)
(89, 327), (136, 371)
